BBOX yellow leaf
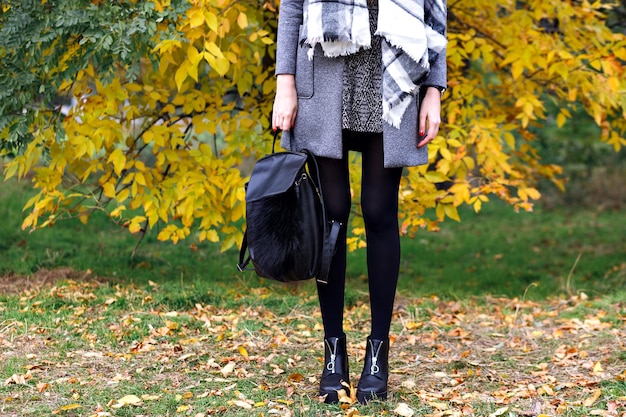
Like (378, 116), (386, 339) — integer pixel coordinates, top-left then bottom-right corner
(117, 188), (130, 203)
(175, 62), (189, 91)
(238, 346), (249, 357)
(204, 41), (224, 58)
(60, 404), (81, 411)
(205, 229), (219, 242)
(488, 407), (509, 417)
(112, 394), (142, 408)
(213, 57), (230, 76)
(176, 405), (190, 412)
(511, 61), (524, 80)
(3, 161), (18, 179)
(108, 149), (126, 176)
(443, 204), (461, 222)
(102, 182), (116, 198)
(188, 9), (204, 28)
(424, 171), (448, 183)
(135, 172), (146, 186)
(593, 362), (604, 374)
(237, 13), (248, 29)
(204, 11), (218, 31)
(187, 45), (202, 65)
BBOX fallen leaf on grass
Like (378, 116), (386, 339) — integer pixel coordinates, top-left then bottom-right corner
(393, 402), (415, 417)
(287, 373), (304, 382)
(231, 400), (253, 409)
(110, 394), (143, 408)
(4, 373), (30, 385)
(584, 389), (603, 407)
(238, 345), (249, 357)
(593, 362), (604, 374)
(37, 382), (50, 392)
(345, 407), (360, 417)
(60, 404), (81, 411)
(221, 361), (236, 377)
(338, 380), (357, 404)
(488, 407), (509, 417)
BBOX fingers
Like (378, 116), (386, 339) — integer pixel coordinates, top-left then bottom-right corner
(272, 106), (297, 131)
(417, 88), (442, 148)
(273, 74), (297, 131)
(418, 117), (441, 146)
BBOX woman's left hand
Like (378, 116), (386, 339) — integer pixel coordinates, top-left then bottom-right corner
(417, 87), (442, 148)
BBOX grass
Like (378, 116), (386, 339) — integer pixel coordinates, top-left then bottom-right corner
(1, 279), (624, 416)
(1, 177), (625, 416)
(1, 178), (624, 301)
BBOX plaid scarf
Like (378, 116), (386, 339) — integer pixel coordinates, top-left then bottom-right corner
(302, 0), (447, 128)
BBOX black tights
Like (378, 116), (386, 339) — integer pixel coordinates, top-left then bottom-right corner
(316, 131), (402, 341)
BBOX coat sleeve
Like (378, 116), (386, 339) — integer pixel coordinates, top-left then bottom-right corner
(423, 0), (447, 88)
(275, 0), (305, 75)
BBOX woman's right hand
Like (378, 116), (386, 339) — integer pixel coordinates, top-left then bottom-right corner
(272, 74), (298, 131)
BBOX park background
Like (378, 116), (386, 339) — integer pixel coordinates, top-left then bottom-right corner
(1, 1), (625, 416)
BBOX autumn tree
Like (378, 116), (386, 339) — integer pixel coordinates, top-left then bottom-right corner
(1, 0), (624, 251)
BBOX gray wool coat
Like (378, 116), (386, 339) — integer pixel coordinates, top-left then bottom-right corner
(276, 0), (447, 168)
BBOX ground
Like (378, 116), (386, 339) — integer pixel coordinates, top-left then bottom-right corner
(1, 270), (625, 417)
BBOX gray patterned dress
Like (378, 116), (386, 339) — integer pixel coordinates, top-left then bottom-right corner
(341, 0), (383, 133)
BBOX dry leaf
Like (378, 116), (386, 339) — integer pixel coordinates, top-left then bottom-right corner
(37, 382), (50, 392)
(401, 379), (417, 389)
(232, 400), (252, 409)
(238, 346), (249, 357)
(5, 374), (28, 385)
(59, 404), (81, 411)
(221, 361), (236, 377)
(111, 394), (142, 408)
(593, 362), (604, 374)
(489, 407), (509, 417)
(287, 373), (304, 382)
(345, 407), (360, 417)
(583, 389), (603, 407)
(394, 402), (415, 417)
(337, 389), (353, 404)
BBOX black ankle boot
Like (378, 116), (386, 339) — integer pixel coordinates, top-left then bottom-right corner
(356, 337), (389, 403)
(319, 335), (350, 403)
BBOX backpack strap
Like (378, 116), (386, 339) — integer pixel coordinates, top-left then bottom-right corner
(304, 150), (342, 285)
(316, 220), (341, 285)
(237, 231), (254, 272)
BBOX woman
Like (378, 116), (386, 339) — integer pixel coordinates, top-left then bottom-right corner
(272, 0), (447, 404)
